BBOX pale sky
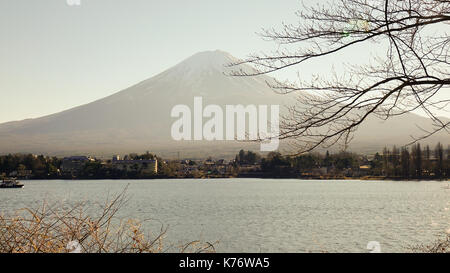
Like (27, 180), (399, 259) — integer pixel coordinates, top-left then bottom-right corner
(0, 0), (448, 123)
(0, 0), (303, 123)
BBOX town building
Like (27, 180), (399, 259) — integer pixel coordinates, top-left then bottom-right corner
(61, 156), (94, 177)
(111, 156), (157, 175)
(9, 169), (33, 179)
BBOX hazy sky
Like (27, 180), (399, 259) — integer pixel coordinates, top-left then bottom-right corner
(0, 0), (303, 123)
(0, 0), (448, 123)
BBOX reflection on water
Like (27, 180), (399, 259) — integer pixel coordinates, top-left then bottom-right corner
(0, 179), (448, 252)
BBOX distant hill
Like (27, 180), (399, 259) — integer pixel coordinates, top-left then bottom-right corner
(0, 50), (447, 158)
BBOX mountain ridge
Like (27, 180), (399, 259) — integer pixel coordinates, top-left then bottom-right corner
(0, 50), (448, 158)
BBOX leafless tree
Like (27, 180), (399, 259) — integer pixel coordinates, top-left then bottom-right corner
(233, 0), (450, 153)
(0, 187), (217, 253)
(410, 233), (450, 253)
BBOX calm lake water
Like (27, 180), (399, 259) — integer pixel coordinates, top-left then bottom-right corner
(0, 179), (449, 253)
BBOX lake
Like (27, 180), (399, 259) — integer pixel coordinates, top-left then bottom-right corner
(0, 179), (449, 253)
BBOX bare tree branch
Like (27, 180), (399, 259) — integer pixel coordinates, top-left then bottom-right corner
(231, 0), (450, 153)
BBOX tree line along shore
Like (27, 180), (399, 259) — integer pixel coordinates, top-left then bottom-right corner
(0, 142), (449, 180)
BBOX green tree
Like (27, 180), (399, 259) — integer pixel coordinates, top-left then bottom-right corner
(411, 143), (422, 178)
(370, 153), (383, 176)
(383, 147), (391, 176)
(434, 142), (444, 178)
(392, 146), (400, 177)
(424, 145), (431, 177)
(400, 148), (410, 178)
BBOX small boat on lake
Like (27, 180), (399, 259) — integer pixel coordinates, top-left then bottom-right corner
(0, 178), (24, 188)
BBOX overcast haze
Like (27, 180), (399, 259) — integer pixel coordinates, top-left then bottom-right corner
(0, 0), (448, 123)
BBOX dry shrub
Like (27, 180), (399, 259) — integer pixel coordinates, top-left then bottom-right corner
(409, 234), (450, 253)
(0, 187), (216, 253)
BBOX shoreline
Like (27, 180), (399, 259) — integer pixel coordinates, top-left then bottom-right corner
(16, 177), (450, 182)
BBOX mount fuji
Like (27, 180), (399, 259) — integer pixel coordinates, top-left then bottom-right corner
(0, 50), (447, 158)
